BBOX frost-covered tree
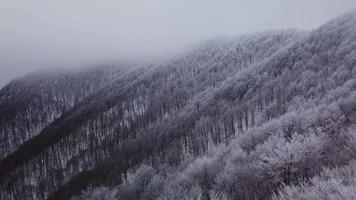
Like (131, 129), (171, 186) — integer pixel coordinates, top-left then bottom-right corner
(273, 160), (356, 200)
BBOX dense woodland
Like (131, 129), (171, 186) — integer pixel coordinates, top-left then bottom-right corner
(1, 11), (356, 200)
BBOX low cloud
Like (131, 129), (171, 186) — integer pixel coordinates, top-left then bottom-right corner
(1, 0), (356, 87)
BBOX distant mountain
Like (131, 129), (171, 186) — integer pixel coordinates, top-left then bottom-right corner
(1, 10), (356, 200)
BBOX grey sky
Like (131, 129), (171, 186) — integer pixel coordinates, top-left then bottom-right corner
(1, 0), (356, 87)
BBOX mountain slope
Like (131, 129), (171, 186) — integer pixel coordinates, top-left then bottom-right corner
(70, 11), (356, 200)
(0, 65), (130, 160)
(1, 10), (356, 200)
(0, 30), (302, 200)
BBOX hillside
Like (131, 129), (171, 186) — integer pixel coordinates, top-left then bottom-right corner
(0, 65), (131, 160)
(1, 10), (356, 200)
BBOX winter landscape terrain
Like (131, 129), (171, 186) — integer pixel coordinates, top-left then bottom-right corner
(1, 8), (356, 200)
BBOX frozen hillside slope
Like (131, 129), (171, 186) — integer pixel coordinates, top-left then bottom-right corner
(0, 30), (302, 200)
(0, 65), (129, 159)
(72, 10), (356, 200)
(1, 10), (356, 200)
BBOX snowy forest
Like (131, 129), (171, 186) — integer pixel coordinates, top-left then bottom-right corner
(1, 10), (356, 200)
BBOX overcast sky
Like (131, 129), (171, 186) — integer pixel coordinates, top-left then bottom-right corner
(1, 0), (356, 87)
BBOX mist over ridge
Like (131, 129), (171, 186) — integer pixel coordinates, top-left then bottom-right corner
(1, 0), (356, 87)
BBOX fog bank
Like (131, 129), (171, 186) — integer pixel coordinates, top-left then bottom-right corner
(1, 0), (356, 87)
